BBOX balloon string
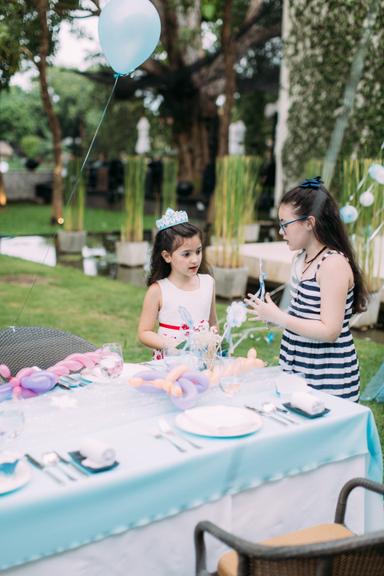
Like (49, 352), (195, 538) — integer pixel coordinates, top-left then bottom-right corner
(65, 74), (120, 208)
(13, 75), (121, 326)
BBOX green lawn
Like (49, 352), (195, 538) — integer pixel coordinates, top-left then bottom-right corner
(0, 203), (156, 236)
(0, 253), (383, 457)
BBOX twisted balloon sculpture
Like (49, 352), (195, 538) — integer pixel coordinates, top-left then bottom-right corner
(129, 365), (210, 411)
(0, 350), (106, 399)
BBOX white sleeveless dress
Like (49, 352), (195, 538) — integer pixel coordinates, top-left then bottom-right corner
(154, 274), (214, 357)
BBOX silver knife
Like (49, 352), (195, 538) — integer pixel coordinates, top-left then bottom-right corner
(25, 453), (65, 485)
(55, 452), (90, 477)
(244, 405), (289, 426)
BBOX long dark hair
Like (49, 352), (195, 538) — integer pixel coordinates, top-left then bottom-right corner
(281, 183), (367, 313)
(147, 222), (210, 286)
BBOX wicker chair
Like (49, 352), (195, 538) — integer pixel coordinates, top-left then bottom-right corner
(195, 477), (384, 576)
(0, 326), (96, 374)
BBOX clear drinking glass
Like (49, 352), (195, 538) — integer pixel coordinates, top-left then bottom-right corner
(163, 347), (199, 370)
(217, 357), (242, 397)
(99, 343), (124, 380)
(0, 407), (25, 449)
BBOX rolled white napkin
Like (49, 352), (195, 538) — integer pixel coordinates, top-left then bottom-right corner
(184, 405), (255, 435)
(79, 437), (116, 467)
(290, 391), (325, 415)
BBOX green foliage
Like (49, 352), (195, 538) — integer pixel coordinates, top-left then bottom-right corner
(162, 158), (178, 214)
(121, 156), (146, 242)
(0, 1), (94, 89)
(0, 86), (50, 152)
(213, 155), (262, 267)
(63, 158), (85, 232)
(305, 156), (384, 291)
(19, 135), (45, 159)
(284, 0), (384, 180)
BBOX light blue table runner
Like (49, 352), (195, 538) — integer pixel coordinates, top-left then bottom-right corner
(0, 367), (382, 570)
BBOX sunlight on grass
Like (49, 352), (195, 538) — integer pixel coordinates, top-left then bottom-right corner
(0, 203), (156, 236)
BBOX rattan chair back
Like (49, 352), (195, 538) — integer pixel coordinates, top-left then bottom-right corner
(195, 478), (384, 576)
(0, 326), (96, 374)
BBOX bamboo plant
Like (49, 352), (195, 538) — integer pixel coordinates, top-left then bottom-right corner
(305, 157), (384, 292)
(121, 156), (146, 242)
(243, 156), (263, 225)
(63, 158), (85, 232)
(340, 158), (384, 293)
(213, 155), (261, 268)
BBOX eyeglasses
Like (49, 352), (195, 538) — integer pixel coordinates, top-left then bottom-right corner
(278, 216), (308, 233)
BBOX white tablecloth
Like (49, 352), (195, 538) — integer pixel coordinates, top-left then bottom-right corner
(1, 365), (383, 575)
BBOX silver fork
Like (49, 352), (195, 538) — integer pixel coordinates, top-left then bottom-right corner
(158, 418), (203, 450)
(152, 429), (187, 453)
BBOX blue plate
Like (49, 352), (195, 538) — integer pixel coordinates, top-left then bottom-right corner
(283, 402), (330, 419)
(68, 451), (119, 473)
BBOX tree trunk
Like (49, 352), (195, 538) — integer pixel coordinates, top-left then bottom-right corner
(35, 0), (63, 224)
(173, 91), (217, 193)
(218, 0), (236, 157)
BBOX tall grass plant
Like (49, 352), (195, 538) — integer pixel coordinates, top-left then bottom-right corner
(121, 156), (146, 242)
(213, 155), (261, 268)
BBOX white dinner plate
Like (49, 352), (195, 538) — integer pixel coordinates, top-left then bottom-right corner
(175, 405), (262, 438)
(0, 461), (31, 495)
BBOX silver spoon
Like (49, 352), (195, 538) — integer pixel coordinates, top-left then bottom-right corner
(41, 452), (78, 481)
(261, 402), (299, 425)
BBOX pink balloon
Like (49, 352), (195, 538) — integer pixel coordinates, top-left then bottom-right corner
(0, 364), (11, 380)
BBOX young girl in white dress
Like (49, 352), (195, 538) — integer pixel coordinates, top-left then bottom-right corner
(246, 177), (367, 401)
(138, 208), (217, 357)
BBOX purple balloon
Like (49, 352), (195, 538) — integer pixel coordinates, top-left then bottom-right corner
(171, 377), (198, 410)
(0, 383), (13, 402)
(182, 371), (209, 393)
(21, 371), (57, 394)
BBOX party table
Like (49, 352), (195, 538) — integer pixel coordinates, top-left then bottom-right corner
(0, 365), (382, 576)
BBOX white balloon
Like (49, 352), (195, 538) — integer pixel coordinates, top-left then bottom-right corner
(359, 191), (374, 207)
(0, 160), (9, 173)
(368, 163), (384, 185)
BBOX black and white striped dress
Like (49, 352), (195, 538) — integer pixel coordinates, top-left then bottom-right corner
(279, 250), (360, 401)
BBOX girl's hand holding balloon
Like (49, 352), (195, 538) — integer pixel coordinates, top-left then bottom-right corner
(244, 293), (285, 327)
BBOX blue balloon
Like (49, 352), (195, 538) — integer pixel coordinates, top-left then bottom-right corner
(98, 0), (161, 75)
(340, 204), (359, 224)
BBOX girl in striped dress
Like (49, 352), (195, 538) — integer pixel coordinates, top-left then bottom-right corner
(246, 177), (367, 401)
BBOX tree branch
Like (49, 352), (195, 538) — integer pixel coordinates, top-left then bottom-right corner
(245, 0), (264, 25)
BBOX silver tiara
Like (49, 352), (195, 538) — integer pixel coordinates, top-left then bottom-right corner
(156, 208), (189, 231)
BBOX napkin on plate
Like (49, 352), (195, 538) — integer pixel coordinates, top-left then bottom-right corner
(290, 391), (325, 416)
(184, 405), (254, 435)
(79, 437), (116, 468)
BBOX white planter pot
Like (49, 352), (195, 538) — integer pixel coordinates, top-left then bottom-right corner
(350, 290), (382, 329)
(244, 223), (260, 243)
(116, 240), (149, 267)
(212, 265), (249, 299)
(57, 230), (87, 254)
(116, 266), (146, 287)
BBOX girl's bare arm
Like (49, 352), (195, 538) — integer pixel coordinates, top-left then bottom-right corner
(137, 284), (169, 350)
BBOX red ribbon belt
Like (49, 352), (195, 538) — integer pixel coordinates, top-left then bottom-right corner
(159, 322), (189, 331)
